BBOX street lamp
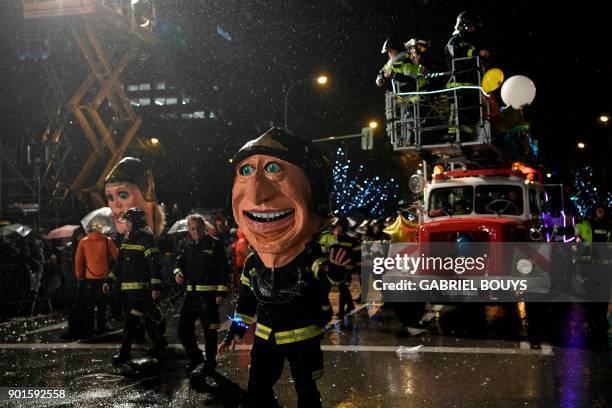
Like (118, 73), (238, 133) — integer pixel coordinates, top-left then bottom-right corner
(150, 138), (159, 145)
(283, 74), (329, 129)
(369, 120), (378, 129)
(599, 115), (609, 123)
(577, 142), (585, 149)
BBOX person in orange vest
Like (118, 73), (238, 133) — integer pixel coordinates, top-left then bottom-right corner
(231, 227), (249, 288)
(74, 223), (119, 337)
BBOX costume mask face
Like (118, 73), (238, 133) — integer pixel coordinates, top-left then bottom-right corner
(232, 154), (320, 265)
(105, 182), (151, 234)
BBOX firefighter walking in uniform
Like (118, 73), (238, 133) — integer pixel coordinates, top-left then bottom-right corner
(319, 217), (361, 318)
(103, 207), (167, 365)
(174, 213), (230, 377)
(218, 127), (349, 407)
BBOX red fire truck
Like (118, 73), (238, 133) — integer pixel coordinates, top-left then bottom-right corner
(420, 164), (548, 244)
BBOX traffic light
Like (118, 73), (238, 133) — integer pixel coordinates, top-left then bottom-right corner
(361, 127), (373, 150)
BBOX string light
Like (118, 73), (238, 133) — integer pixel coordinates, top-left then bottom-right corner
(332, 148), (399, 216)
(570, 165), (600, 217)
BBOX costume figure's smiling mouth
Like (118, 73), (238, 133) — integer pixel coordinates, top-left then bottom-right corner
(244, 209), (295, 223)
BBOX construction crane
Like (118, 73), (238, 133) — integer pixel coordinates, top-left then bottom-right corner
(22, 0), (157, 207)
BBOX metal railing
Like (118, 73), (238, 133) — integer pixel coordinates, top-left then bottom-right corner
(386, 56), (492, 156)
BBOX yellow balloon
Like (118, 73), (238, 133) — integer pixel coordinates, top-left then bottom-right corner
(383, 214), (418, 242)
(482, 68), (504, 93)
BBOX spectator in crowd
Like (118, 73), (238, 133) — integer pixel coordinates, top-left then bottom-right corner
(75, 223), (119, 337)
(230, 227), (249, 288)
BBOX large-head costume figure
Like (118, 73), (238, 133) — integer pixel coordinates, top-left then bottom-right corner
(231, 127), (331, 268)
(104, 157), (165, 236)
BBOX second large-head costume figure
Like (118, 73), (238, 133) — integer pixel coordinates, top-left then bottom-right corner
(104, 157), (165, 236)
(231, 127), (331, 267)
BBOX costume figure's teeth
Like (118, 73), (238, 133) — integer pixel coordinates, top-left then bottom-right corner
(245, 209), (295, 222)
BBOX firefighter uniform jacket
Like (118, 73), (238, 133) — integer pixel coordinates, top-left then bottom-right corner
(445, 32), (486, 85)
(106, 229), (161, 291)
(226, 239), (342, 346)
(173, 234), (230, 297)
(379, 51), (427, 91)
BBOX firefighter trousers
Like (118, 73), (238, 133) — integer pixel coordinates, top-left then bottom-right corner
(119, 292), (166, 357)
(77, 279), (109, 336)
(178, 293), (219, 364)
(338, 282), (354, 316)
(248, 338), (323, 408)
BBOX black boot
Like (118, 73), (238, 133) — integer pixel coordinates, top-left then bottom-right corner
(189, 362), (206, 386)
(203, 359), (217, 375)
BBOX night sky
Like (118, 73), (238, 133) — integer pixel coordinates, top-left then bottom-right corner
(0, 1), (609, 220)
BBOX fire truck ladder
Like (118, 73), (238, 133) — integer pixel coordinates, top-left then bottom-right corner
(23, 1), (155, 207)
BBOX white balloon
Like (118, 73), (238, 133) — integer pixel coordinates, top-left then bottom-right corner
(500, 75), (536, 109)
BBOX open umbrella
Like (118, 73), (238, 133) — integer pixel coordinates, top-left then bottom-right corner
(167, 218), (187, 234)
(0, 223), (32, 238)
(47, 225), (81, 239)
(80, 207), (116, 235)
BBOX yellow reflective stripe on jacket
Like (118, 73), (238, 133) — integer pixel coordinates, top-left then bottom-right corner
(107, 272), (116, 282)
(121, 282), (147, 290)
(234, 312), (256, 325)
(150, 278), (162, 285)
(121, 244), (146, 251)
(311, 257), (327, 279)
(186, 285), (220, 292)
(129, 308), (144, 317)
(337, 242), (353, 247)
(255, 323), (272, 340)
(321, 305), (331, 311)
(144, 247), (159, 257)
(274, 325), (323, 345)
(173, 268), (181, 275)
(209, 323), (221, 329)
(217, 285), (228, 292)
(240, 274), (251, 287)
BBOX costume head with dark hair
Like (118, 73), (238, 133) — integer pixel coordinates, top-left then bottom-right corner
(104, 157), (166, 236)
(231, 127), (331, 268)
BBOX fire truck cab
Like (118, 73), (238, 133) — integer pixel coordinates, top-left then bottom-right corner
(419, 165), (550, 243)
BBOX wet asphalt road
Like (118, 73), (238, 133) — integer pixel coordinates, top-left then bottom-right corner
(0, 291), (610, 407)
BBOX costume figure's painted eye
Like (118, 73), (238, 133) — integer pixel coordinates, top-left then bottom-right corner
(265, 162), (282, 173)
(118, 191), (130, 200)
(239, 164), (256, 176)
(106, 194), (114, 202)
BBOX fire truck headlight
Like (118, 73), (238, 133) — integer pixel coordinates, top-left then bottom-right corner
(516, 259), (533, 275)
(529, 228), (542, 242)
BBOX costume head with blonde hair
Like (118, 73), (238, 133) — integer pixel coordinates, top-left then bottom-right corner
(104, 157), (165, 236)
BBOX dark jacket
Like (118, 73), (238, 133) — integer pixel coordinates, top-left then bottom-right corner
(174, 234), (230, 297)
(106, 228), (161, 291)
(226, 239), (343, 346)
(445, 32), (486, 84)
